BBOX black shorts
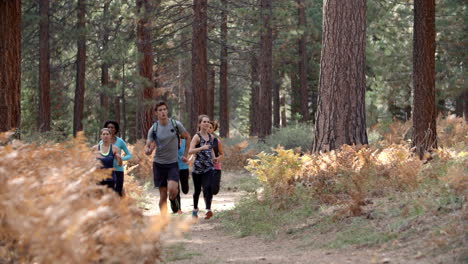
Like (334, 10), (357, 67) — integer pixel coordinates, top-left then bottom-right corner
(153, 162), (179, 188)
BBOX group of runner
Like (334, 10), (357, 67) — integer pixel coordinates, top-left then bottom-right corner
(96, 101), (223, 220)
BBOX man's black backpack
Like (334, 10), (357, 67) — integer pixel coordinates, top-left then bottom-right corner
(152, 119), (181, 149)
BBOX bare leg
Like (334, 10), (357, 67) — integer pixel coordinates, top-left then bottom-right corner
(159, 186), (168, 215)
(168, 180), (179, 200)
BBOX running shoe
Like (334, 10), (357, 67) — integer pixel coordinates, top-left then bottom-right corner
(205, 211), (213, 219)
(192, 209), (198, 218)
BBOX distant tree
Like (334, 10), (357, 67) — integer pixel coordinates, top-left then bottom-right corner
(38, 0), (51, 132)
(273, 71), (280, 128)
(0, 0), (21, 133)
(250, 51), (260, 136)
(258, 0), (273, 138)
(219, 0), (229, 138)
(191, 0), (208, 134)
(207, 67), (215, 119)
(297, 0), (309, 122)
(313, 0), (368, 152)
(73, 0), (86, 136)
(412, 0), (437, 158)
(100, 1), (111, 125)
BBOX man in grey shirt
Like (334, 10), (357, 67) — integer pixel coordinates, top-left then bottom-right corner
(145, 101), (191, 215)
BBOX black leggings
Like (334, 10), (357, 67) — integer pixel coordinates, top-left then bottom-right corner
(170, 169), (189, 213)
(192, 170), (213, 210)
(114, 171), (124, 196)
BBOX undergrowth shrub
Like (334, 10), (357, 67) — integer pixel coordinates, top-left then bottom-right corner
(222, 138), (258, 171)
(263, 123), (313, 152)
(127, 139), (153, 182)
(0, 133), (168, 264)
(247, 143), (466, 217)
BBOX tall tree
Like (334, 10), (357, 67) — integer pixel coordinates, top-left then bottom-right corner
(412, 0), (437, 158)
(313, 0), (368, 152)
(191, 0), (208, 134)
(100, 1), (111, 125)
(136, 0), (156, 138)
(0, 0), (21, 133)
(290, 71), (300, 119)
(259, 0), (273, 138)
(297, 0), (309, 122)
(273, 71), (280, 128)
(73, 0), (86, 136)
(219, 0), (229, 138)
(207, 67), (215, 119)
(249, 51), (260, 136)
(38, 0), (51, 132)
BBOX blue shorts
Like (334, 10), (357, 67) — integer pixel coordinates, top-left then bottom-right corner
(153, 162), (179, 188)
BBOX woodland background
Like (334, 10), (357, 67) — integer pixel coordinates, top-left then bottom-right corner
(0, 0), (465, 147)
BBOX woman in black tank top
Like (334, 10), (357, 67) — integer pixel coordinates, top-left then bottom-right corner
(188, 115), (217, 219)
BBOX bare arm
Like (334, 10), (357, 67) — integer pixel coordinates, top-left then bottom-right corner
(181, 131), (191, 158)
(145, 140), (156, 156)
(215, 138), (224, 162)
(113, 146), (123, 166)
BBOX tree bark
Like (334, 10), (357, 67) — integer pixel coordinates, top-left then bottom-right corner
(191, 0), (208, 135)
(114, 95), (120, 124)
(297, 0), (309, 122)
(281, 96), (287, 127)
(73, 0), (86, 136)
(312, 0), (368, 152)
(0, 0), (21, 133)
(412, 0), (437, 158)
(121, 62), (127, 140)
(259, 0), (273, 138)
(273, 71), (280, 128)
(100, 1), (110, 125)
(38, 0), (51, 132)
(219, 0), (229, 138)
(207, 67), (215, 119)
(290, 71), (300, 119)
(136, 0), (156, 139)
(250, 52), (260, 136)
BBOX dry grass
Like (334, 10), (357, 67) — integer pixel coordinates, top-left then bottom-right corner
(223, 140), (258, 171)
(0, 133), (168, 264)
(126, 139), (153, 182)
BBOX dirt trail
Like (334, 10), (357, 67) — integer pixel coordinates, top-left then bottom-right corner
(142, 173), (443, 264)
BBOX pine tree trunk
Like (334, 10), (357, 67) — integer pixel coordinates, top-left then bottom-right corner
(114, 96), (120, 124)
(207, 67), (215, 119)
(412, 0), (437, 158)
(250, 52), (260, 136)
(297, 0), (309, 122)
(464, 89), (468, 122)
(191, 0), (208, 135)
(136, 0), (156, 139)
(259, 0), (273, 138)
(281, 96), (287, 127)
(38, 0), (51, 132)
(73, 0), (86, 136)
(312, 0), (368, 152)
(273, 72), (280, 128)
(290, 71), (300, 119)
(0, 0), (21, 133)
(219, 0), (229, 138)
(100, 2), (110, 125)
(121, 62), (127, 140)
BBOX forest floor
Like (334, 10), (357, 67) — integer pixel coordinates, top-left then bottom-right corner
(139, 171), (465, 264)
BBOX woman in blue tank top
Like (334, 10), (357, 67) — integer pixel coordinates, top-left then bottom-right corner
(95, 128), (122, 190)
(103, 120), (132, 196)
